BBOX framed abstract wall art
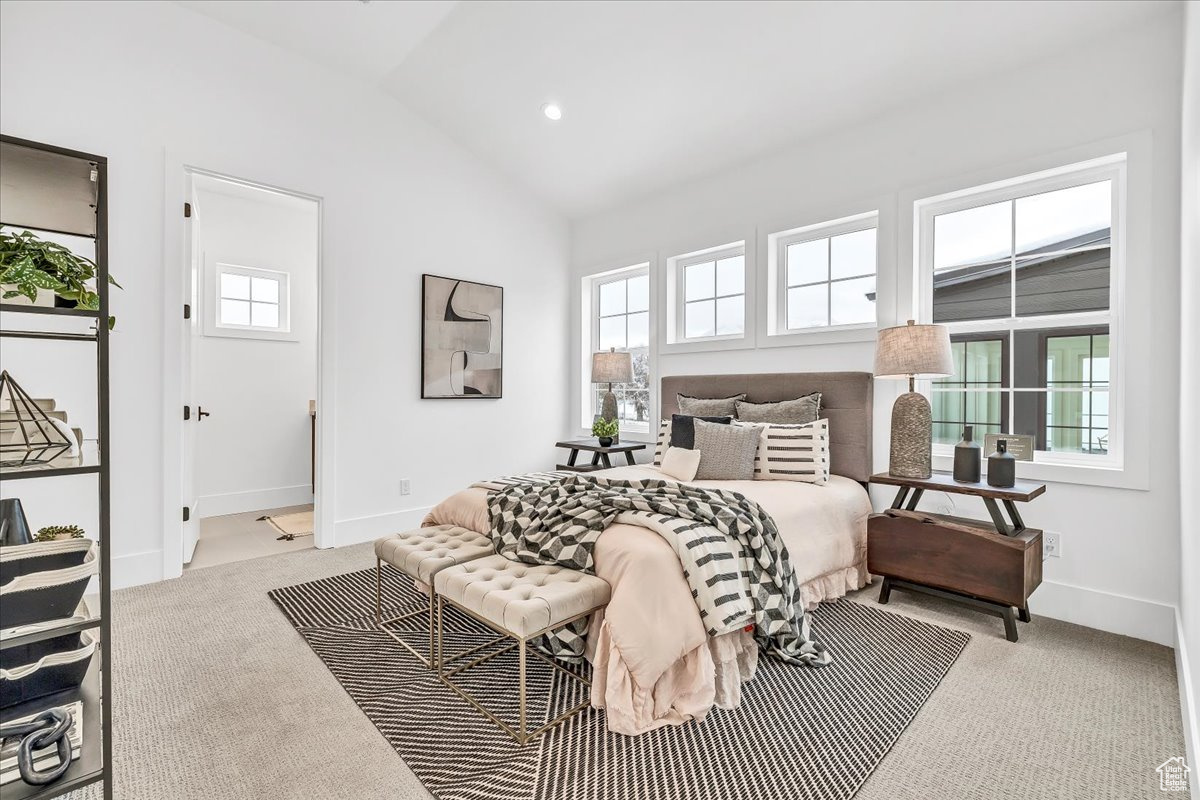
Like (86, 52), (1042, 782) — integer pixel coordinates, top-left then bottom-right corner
(421, 274), (503, 398)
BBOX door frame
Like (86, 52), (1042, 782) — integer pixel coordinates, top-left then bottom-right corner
(161, 155), (334, 580)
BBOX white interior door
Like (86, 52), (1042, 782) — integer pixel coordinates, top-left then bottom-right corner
(181, 174), (201, 563)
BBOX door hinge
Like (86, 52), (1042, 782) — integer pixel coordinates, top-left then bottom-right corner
(183, 405), (191, 421)
(184, 202), (192, 218)
(183, 303), (191, 320)
(182, 506), (191, 522)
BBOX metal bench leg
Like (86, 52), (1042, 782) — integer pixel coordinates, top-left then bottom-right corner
(518, 638), (527, 745)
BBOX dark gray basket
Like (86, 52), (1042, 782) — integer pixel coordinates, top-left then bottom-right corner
(0, 540), (97, 630)
(0, 631), (95, 710)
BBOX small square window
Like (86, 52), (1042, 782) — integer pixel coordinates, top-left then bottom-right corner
(774, 218), (877, 334)
(673, 244), (746, 342)
(211, 263), (290, 338)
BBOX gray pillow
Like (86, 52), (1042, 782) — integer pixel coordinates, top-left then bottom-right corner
(677, 393), (745, 417)
(693, 419), (760, 481)
(734, 393), (821, 424)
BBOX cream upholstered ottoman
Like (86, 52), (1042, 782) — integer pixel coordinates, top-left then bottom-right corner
(434, 554), (610, 744)
(373, 525), (494, 668)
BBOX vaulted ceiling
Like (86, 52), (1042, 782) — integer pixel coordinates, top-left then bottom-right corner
(179, 0), (1179, 218)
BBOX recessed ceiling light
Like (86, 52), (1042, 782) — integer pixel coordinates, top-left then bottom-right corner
(542, 103), (563, 121)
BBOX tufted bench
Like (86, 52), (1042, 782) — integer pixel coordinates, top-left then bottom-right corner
(434, 553), (610, 744)
(373, 525), (495, 668)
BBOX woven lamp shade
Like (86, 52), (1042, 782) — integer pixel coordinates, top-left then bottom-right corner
(874, 321), (954, 378)
(591, 350), (633, 384)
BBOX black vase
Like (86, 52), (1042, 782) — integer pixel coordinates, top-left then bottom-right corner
(0, 498), (33, 546)
(987, 439), (1017, 488)
(953, 425), (982, 483)
(597, 436), (613, 447)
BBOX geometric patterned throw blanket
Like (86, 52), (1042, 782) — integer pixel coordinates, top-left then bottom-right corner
(473, 472), (833, 668)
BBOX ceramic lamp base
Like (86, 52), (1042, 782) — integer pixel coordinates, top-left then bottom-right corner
(889, 392), (933, 479)
(600, 389), (618, 422)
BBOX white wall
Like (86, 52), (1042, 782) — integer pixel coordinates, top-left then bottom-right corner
(571, 12), (1184, 646)
(0, 1), (571, 587)
(1178, 0), (1200, 784)
(192, 184), (318, 518)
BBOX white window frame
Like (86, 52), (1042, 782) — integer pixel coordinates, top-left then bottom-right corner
(664, 240), (749, 348)
(915, 154), (1126, 472)
(580, 262), (654, 437)
(203, 261), (295, 341)
(767, 211), (879, 339)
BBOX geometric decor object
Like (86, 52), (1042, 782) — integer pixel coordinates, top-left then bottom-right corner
(0, 370), (74, 467)
(421, 274), (503, 399)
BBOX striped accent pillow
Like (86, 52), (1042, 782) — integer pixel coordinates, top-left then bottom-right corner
(737, 418), (830, 485)
(652, 419), (671, 465)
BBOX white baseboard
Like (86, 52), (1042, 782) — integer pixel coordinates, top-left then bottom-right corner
(197, 485), (313, 519)
(1177, 610), (1199, 799)
(333, 506), (434, 548)
(112, 549), (163, 589)
(1032, 579), (1177, 647)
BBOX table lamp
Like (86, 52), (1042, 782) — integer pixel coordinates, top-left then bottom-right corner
(591, 348), (633, 422)
(874, 320), (955, 479)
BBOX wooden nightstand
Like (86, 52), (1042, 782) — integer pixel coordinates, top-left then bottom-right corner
(555, 439), (646, 472)
(867, 471), (1047, 642)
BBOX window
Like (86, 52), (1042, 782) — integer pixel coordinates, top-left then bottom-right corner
(769, 213), (878, 336)
(674, 244), (745, 341)
(919, 155), (1123, 464)
(590, 266), (650, 431)
(206, 263), (292, 340)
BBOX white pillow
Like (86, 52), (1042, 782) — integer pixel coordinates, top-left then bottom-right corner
(736, 418), (830, 485)
(659, 446), (702, 482)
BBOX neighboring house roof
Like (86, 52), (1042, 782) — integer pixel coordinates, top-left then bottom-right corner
(932, 228), (1111, 291)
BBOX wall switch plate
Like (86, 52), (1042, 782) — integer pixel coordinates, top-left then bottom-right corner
(1043, 531), (1061, 560)
(399, 479), (411, 496)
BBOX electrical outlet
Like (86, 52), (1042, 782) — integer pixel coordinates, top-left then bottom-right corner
(1043, 531), (1062, 560)
(399, 478), (411, 496)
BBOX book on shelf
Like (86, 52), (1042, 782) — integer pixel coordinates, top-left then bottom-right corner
(0, 700), (83, 786)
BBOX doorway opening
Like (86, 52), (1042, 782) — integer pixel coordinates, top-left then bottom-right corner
(181, 171), (322, 571)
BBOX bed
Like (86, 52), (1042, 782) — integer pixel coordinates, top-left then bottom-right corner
(424, 371), (873, 735)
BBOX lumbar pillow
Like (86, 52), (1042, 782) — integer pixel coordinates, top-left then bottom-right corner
(693, 419), (761, 481)
(677, 393), (745, 418)
(737, 418), (830, 484)
(653, 419), (671, 465)
(734, 392), (821, 424)
(659, 446), (702, 482)
(669, 414), (732, 449)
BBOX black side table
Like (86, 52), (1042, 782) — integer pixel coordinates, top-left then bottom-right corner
(555, 439), (645, 472)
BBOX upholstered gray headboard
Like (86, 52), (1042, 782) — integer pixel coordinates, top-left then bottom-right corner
(660, 372), (873, 483)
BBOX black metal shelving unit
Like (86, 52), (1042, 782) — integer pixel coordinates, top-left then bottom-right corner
(0, 135), (112, 800)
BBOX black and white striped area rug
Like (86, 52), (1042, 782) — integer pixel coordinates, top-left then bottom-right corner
(270, 568), (969, 800)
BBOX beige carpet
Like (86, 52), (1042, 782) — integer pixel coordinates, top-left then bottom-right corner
(68, 543), (1185, 800)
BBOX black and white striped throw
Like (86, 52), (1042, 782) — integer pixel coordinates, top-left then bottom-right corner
(474, 473), (833, 668)
(269, 568), (971, 800)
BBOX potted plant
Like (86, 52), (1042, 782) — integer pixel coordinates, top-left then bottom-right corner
(591, 418), (619, 448)
(0, 230), (121, 328)
(35, 524), (86, 543)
